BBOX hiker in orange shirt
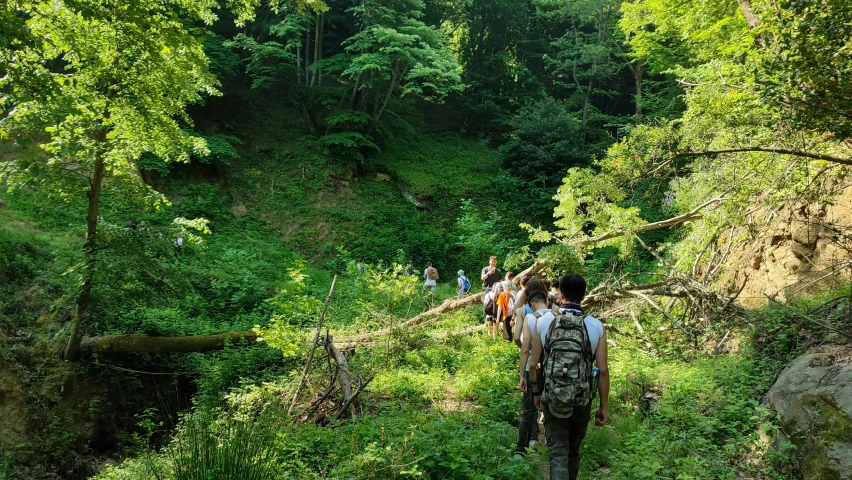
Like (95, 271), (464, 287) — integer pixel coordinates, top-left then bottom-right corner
(495, 271), (516, 341)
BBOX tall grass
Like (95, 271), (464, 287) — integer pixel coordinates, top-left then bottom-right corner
(146, 408), (279, 480)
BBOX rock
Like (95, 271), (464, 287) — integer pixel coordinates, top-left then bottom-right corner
(789, 241), (813, 260)
(765, 348), (852, 479)
(769, 233), (787, 246)
(790, 220), (821, 246)
(230, 202), (247, 218)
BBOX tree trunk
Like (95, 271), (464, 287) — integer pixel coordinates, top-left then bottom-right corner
(318, 15), (324, 86)
(80, 330), (258, 355)
(369, 71), (399, 135)
(310, 13), (322, 88)
(736, 0), (760, 29)
(296, 44), (302, 87)
(634, 60), (644, 118)
(582, 73), (594, 126)
(304, 28), (311, 87)
(64, 154), (106, 360)
(323, 334), (355, 419)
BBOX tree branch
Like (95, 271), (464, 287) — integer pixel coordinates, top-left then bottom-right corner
(674, 148), (852, 167)
(288, 275), (337, 415)
(576, 196), (726, 247)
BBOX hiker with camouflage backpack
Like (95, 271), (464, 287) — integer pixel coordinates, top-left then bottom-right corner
(528, 274), (609, 480)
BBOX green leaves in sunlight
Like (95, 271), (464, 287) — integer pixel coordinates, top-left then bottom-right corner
(255, 260), (320, 356)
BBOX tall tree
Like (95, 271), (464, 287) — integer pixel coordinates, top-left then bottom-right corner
(0, 0), (257, 360)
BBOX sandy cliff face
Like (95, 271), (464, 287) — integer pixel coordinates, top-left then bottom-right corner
(719, 185), (852, 307)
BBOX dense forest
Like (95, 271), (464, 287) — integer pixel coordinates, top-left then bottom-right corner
(1, 0), (851, 479)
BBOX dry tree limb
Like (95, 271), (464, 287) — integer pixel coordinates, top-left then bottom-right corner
(289, 275), (338, 415)
(334, 375), (374, 420)
(323, 333), (355, 418)
(712, 330), (731, 355)
(672, 147), (852, 167)
(303, 384), (339, 419)
(692, 229), (721, 278)
(630, 310), (656, 354)
(576, 196), (726, 247)
(765, 295), (852, 341)
(631, 291), (690, 336)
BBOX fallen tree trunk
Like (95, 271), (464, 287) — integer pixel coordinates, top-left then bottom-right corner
(80, 330), (257, 355)
(340, 261), (548, 348)
(324, 333), (356, 419)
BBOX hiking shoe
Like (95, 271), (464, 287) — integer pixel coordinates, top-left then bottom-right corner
(528, 440), (538, 449)
(510, 449), (526, 458)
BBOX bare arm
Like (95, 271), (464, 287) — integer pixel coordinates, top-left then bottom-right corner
(513, 307), (524, 347)
(594, 328), (610, 426)
(518, 315), (531, 387)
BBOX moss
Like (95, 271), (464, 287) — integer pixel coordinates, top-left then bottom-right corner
(801, 394), (852, 443)
(797, 394), (852, 480)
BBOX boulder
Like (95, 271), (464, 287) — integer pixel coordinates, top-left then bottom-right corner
(765, 348), (852, 479)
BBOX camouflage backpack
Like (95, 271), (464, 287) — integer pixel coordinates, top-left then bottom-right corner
(541, 309), (596, 418)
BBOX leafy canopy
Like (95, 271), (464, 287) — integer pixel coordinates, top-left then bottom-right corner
(0, 0), (258, 198)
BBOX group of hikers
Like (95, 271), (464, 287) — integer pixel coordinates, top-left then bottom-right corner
(122, 218), (184, 256)
(490, 255), (609, 479)
(411, 255), (609, 480)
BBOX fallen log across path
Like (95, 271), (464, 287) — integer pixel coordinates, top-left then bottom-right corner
(339, 261), (548, 348)
(80, 330), (257, 355)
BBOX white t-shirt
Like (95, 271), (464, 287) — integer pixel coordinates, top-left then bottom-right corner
(523, 308), (552, 371)
(423, 269), (436, 286)
(534, 307), (604, 355)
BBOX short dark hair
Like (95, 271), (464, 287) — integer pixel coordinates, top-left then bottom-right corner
(559, 275), (586, 303)
(427, 262), (432, 266)
(505, 271), (515, 280)
(550, 279), (561, 290)
(518, 275), (528, 287)
(525, 277), (549, 304)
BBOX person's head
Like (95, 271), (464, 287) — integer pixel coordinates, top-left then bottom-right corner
(550, 279), (561, 291)
(127, 219), (134, 224)
(140, 220), (147, 226)
(357, 258), (364, 263)
(505, 271), (514, 281)
(524, 278), (549, 306)
(489, 256), (497, 267)
(543, 278), (551, 290)
(457, 269), (464, 277)
(408, 259), (413, 265)
(518, 275), (528, 288)
(559, 274), (587, 304)
(427, 262), (433, 267)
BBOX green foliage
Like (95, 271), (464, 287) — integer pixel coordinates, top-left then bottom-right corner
(0, 0), (256, 197)
(147, 408), (280, 480)
(255, 261), (320, 355)
(758, 0), (852, 139)
(204, 32), (243, 79)
(498, 97), (590, 220)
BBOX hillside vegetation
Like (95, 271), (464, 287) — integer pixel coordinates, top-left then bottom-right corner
(2, 0), (852, 479)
